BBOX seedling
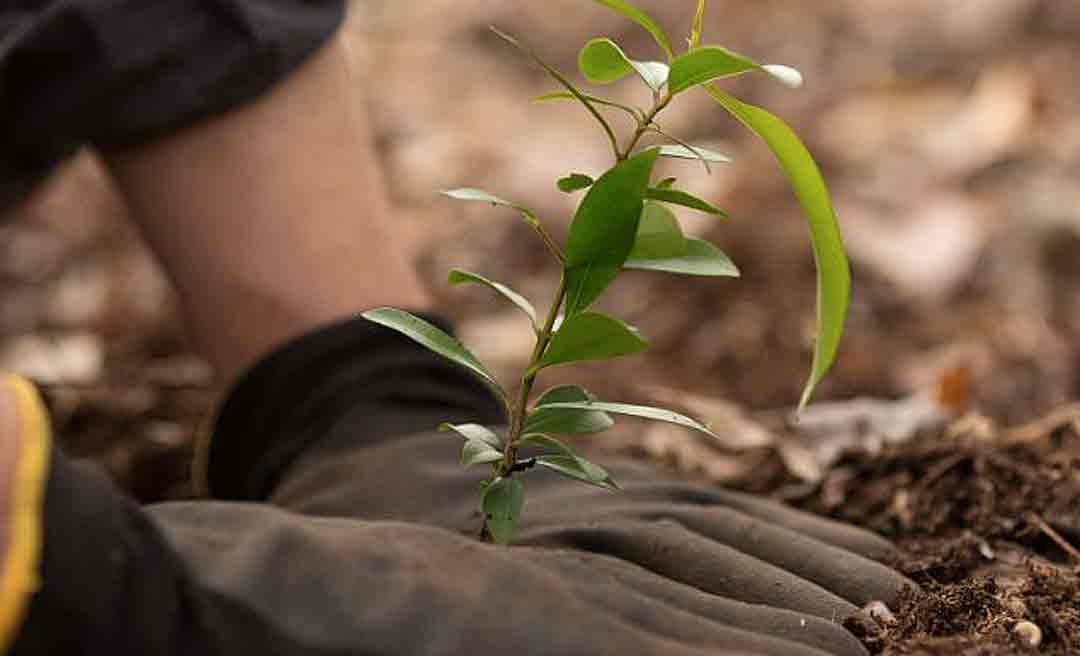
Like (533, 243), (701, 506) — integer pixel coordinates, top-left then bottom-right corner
(364, 0), (850, 544)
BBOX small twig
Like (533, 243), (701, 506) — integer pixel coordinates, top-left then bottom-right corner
(1025, 512), (1080, 563)
(647, 125), (712, 174)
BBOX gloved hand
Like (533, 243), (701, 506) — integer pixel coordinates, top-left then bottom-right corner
(270, 427), (910, 656)
(151, 501), (868, 656)
(203, 317), (909, 656)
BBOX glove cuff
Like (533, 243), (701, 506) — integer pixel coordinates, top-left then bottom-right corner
(199, 313), (504, 502)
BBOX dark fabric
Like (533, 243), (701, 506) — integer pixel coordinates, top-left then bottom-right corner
(0, 0), (346, 209)
(10, 316), (907, 655)
(207, 313), (506, 501)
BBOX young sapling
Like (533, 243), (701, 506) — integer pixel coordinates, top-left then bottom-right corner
(364, 0), (850, 544)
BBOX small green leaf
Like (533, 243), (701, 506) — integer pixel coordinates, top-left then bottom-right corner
(705, 87), (849, 411)
(363, 308), (507, 406)
(590, 0), (674, 60)
(524, 385), (614, 435)
(690, 0), (707, 50)
(439, 422), (504, 449)
(462, 440), (504, 467)
(657, 144), (732, 164)
(536, 400), (716, 438)
(519, 433), (575, 456)
(668, 46), (803, 94)
(629, 202), (687, 260)
(536, 455), (618, 490)
(448, 269), (537, 328)
(564, 148), (658, 315)
(579, 38), (634, 83)
(534, 92), (644, 121)
(625, 237), (739, 277)
(557, 173), (595, 193)
(578, 38), (671, 92)
(538, 312), (649, 369)
(645, 187), (727, 216)
(656, 177), (677, 189)
(482, 478), (525, 545)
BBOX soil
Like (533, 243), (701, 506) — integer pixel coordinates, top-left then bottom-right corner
(3, 1), (1079, 654)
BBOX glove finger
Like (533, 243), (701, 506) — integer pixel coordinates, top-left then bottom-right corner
(516, 518), (858, 620)
(547, 550), (869, 656)
(609, 480), (898, 561)
(530, 501), (910, 607)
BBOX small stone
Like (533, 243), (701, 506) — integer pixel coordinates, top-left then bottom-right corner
(1012, 620), (1042, 648)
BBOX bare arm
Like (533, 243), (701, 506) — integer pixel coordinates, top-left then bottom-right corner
(102, 36), (430, 384)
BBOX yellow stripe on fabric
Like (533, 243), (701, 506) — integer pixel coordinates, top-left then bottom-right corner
(0, 375), (51, 655)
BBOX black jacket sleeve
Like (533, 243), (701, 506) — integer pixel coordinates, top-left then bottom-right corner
(0, 0), (346, 209)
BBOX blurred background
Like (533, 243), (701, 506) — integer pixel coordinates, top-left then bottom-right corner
(3, 0), (1080, 500)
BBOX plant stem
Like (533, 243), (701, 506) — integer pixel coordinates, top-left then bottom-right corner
(498, 275), (567, 474)
(619, 92), (673, 161)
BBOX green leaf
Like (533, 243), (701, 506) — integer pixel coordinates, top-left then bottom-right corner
(536, 455), (618, 490)
(578, 38), (634, 83)
(524, 385), (614, 435)
(439, 422), (504, 449)
(590, 0), (674, 60)
(536, 401), (716, 438)
(534, 92), (644, 121)
(667, 46), (803, 94)
(629, 202), (686, 259)
(690, 0), (707, 50)
(518, 433), (576, 456)
(564, 148), (658, 314)
(625, 237), (739, 277)
(705, 87), (849, 410)
(482, 478), (524, 545)
(645, 187), (727, 216)
(656, 177), (678, 189)
(538, 312), (649, 369)
(462, 440), (504, 467)
(448, 269), (537, 328)
(657, 144), (732, 164)
(362, 308), (507, 405)
(578, 38), (670, 92)
(557, 173), (595, 193)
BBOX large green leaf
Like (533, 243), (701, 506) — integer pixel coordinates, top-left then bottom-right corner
(482, 478), (524, 545)
(536, 401), (717, 438)
(590, 0), (674, 60)
(448, 269), (537, 329)
(657, 144), (732, 164)
(524, 385), (614, 435)
(439, 422), (504, 449)
(645, 187), (727, 216)
(538, 312), (649, 369)
(578, 38), (668, 92)
(536, 455), (618, 490)
(629, 202), (686, 260)
(625, 237), (739, 277)
(362, 308), (507, 406)
(706, 87), (849, 410)
(668, 47), (803, 94)
(564, 149), (658, 314)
